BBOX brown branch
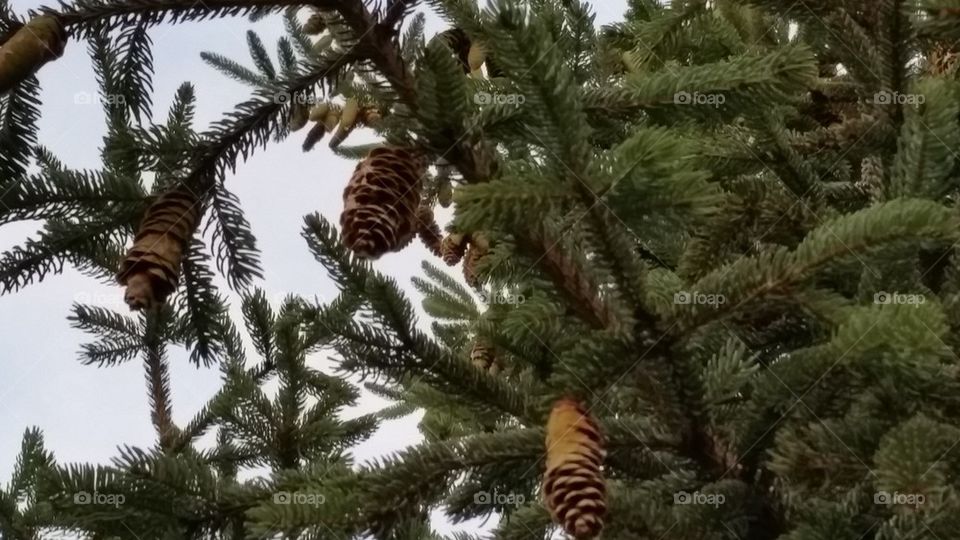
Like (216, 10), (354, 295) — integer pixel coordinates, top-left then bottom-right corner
(143, 306), (176, 450)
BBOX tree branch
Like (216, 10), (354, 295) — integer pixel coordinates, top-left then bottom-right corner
(143, 306), (176, 450)
(49, 0), (306, 38)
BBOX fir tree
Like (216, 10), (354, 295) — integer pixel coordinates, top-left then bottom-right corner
(4, 0), (960, 539)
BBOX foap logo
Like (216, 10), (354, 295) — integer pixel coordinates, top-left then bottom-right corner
(74, 491), (125, 508)
(674, 490), (725, 507)
(673, 91), (726, 108)
(73, 91), (126, 106)
(874, 490), (925, 508)
(874, 291), (925, 307)
(272, 91), (319, 106)
(474, 91), (526, 106)
(674, 291), (726, 308)
(474, 490), (525, 506)
(873, 90), (925, 106)
(273, 491), (326, 506)
(478, 290), (525, 306)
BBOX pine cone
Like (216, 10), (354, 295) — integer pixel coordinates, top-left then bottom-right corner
(543, 398), (606, 540)
(929, 43), (960, 76)
(438, 28), (472, 73)
(322, 104), (341, 132)
(440, 233), (467, 265)
(470, 338), (495, 372)
(417, 204), (443, 257)
(117, 186), (201, 311)
(467, 42), (486, 76)
(302, 122), (327, 152)
(462, 234), (489, 288)
(0, 15), (67, 93)
(330, 97), (359, 148)
(340, 147), (424, 258)
(437, 179), (454, 207)
(359, 107), (381, 125)
(309, 103), (330, 122)
(302, 13), (326, 35)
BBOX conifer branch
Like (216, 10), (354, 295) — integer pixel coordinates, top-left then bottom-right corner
(143, 307), (177, 451)
(49, 0), (308, 38)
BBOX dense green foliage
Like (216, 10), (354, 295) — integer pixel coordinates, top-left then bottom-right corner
(4, 0), (960, 538)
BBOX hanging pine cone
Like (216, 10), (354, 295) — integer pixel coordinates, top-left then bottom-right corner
(340, 147), (424, 258)
(322, 104), (341, 132)
(359, 107), (381, 125)
(302, 122), (327, 151)
(117, 186), (201, 311)
(416, 204), (443, 257)
(440, 233), (467, 265)
(543, 398), (606, 540)
(929, 43), (960, 77)
(470, 338), (495, 372)
(302, 13), (326, 35)
(437, 28), (503, 77)
(0, 15), (67, 93)
(462, 233), (489, 288)
(437, 179), (454, 207)
(329, 97), (359, 148)
(467, 41), (486, 76)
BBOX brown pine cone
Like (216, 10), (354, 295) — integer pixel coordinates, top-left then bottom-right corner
(340, 147), (425, 258)
(470, 338), (495, 372)
(462, 233), (489, 288)
(440, 233), (467, 266)
(543, 398), (606, 539)
(117, 186), (201, 311)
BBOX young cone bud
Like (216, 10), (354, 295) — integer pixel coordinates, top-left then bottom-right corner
(312, 34), (334, 54)
(544, 398), (606, 540)
(340, 147), (424, 258)
(117, 186), (201, 311)
(323, 107), (341, 132)
(438, 28), (472, 73)
(462, 234), (489, 288)
(437, 180), (454, 208)
(302, 13), (326, 35)
(440, 233), (467, 265)
(330, 98), (360, 148)
(0, 15), (67, 93)
(302, 122), (327, 152)
(309, 103), (330, 122)
(359, 107), (381, 126)
(467, 42), (486, 76)
(339, 98), (360, 129)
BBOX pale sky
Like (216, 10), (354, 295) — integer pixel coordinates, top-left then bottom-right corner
(0, 1), (627, 535)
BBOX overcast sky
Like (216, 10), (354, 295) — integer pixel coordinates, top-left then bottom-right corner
(0, 1), (627, 535)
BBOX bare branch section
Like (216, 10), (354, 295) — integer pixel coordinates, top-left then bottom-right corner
(142, 308), (176, 450)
